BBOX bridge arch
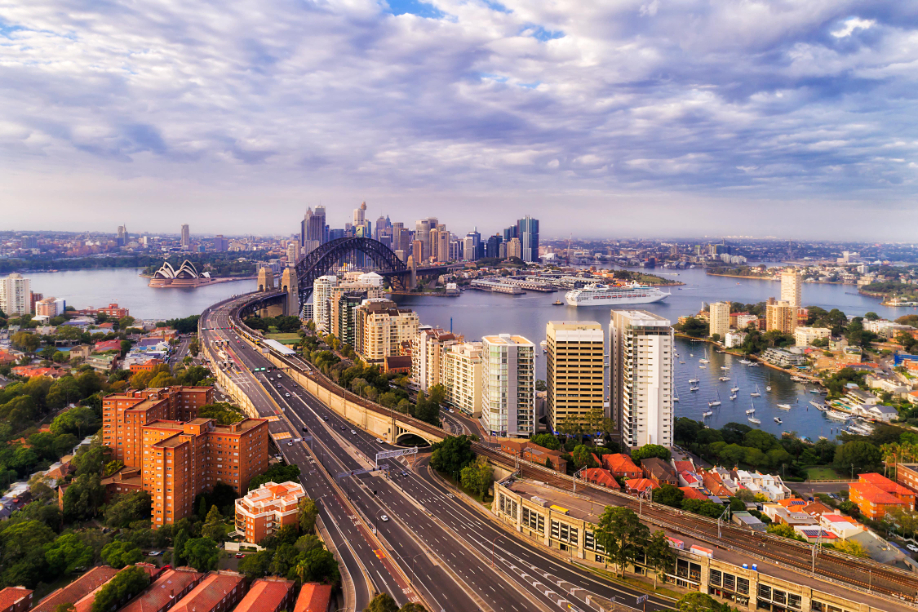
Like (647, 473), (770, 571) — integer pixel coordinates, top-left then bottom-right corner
(294, 237), (408, 307)
(395, 424), (436, 446)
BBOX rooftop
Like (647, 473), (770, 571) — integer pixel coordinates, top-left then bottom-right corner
(32, 567), (120, 612)
(293, 583), (333, 612)
(483, 334), (533, 347)
(233, 579), (294, 612)
(171, 572), (245, 612)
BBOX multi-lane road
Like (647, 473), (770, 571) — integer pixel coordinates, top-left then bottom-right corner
(201, 296), (675, 612)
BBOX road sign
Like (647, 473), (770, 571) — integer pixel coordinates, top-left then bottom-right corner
(375, 446), (418, 468)
(636, 595), (648, 605)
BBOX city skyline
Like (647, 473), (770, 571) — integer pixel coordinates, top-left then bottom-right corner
(2, 2), (917, 239)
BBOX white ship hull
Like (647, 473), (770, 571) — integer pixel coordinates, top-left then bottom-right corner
(565, 283), (670, 307)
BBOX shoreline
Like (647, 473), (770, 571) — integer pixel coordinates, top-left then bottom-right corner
(674, 333), (823, 384)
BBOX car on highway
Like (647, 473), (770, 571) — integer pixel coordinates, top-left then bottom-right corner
(448, 408), (454, 413)
(287, 442), (293, 446)
(339, 425), (345, 431)
(379, 514), (389, 522)
(277, 384), (282, 388)
(350, 430), (357, 435)
(285, 393), (290, 397)
(323, 416), (329, 421)
(302, 426), (308, 432)
(908, 544), (918, 553)
(375, 438), (384, 444)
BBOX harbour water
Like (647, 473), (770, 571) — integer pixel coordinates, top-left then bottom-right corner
(23, 264), (916, 440)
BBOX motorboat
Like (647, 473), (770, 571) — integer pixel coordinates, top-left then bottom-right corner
(721, 366), (729, 370)
(708, 391), (722, 408)
(719, 376), (730, 382)
(688, 378), (699, 384)
(690, 385), (699, 392)
(766, 385), (772, 392)
(730, 386), (739, 393)
(552, 299), (564, 306)
(739, 359), (752, 365)
(826, 409), (850, 422)
(777, 403), (792, 411)
(750, 385), (761, 398)
(748, 362), (760, 367)
(774, 417), (782, 424)
(745, 408), (756, 414)
(810, 401), (827, 411)
(810, 387), (821, 394)
(699, 365), (707, 369)
(729, 393), (737, 400)
(679, 360), (686, 364)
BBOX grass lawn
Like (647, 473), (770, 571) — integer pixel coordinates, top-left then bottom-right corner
(266, 333), (301, 345)
(805, 466), (844, 480)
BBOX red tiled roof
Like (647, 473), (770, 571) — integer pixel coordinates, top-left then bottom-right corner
(680, 471), (699, 485)
(33, 567), (120, 612)
(673, 460), (694, 473)
(850, 482), (905, 505)
(602, 454), (641, 475)
(0, 587), (32, 612)
(172, 572), (245, 612)
(119, 569), (203, 612)
(680, 487), (709, 501)
(234, 579), (294, 612)
(293, 583), (333, 612)
(582, 468), (620, 489)
(625, 478), (659, 492)
(859, 473), (915, 497)
(73, 565), (164, 612)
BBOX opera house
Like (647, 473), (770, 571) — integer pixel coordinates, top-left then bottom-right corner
(148, 260), (214, 288)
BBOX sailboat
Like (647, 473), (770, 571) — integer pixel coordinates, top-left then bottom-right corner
(777, 403), (792, 410)
(699, 348), (709, 365)
(745, 408), (756, 414)
(699, 364), (707, 369)
(708, 391), (722, 408)
(690, 385), (699, 392)
(750, 385), (761, 398)
(747, 400), (760, 423)
(774, 417), (783, 424)
(703, 410), (713, 418)
(688, 378), (699, 384)
(729, 392), (737, 400)
(673, 391), (680, 403)
(739, 358), (752, 365)
(730, 385), (739, 393)
(719, 376), (730, 382)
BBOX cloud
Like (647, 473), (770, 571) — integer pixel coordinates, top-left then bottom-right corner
(0, 0), (916, 238)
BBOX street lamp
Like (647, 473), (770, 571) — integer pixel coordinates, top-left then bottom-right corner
(491, 534), (506, 567)
(409, 553), (423, 585)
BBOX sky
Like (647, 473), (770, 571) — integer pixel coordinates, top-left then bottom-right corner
(1, 0), (917, 240)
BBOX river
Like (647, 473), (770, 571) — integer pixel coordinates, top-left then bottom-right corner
(24, 265), (914, 440)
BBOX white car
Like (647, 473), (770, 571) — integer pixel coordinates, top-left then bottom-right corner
(908, 544), (918, 553)
(375, 438), (384, 444)
(379, 515), (389, 522)
(350, 430), (357, 435)
(285, 393), (290, 397)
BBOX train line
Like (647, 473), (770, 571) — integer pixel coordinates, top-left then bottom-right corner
(228, 304), (918, 605)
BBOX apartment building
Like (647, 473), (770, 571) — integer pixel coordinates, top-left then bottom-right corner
(781, 269), (802, 308)
(0, 273), (30, 316)
(849, 473), (912, 520)
(234, 579), (295, 612)
(609, 310), (674, 448)
(545, 321), (604, 433)
(794, 326), (831, 347)
(481, 334), (535, 437)
(102, 387), (214, 465)
(235, 481), (306, 544)
(708, 302), (730, 339)
(141, 418), (269, 527)
(0, 588), (32, 612)
(411, 327), (458, 392)
(311, 275), (337, 332)
(354, 299), (419, 364)
(765, 300), (797, 334)
(328, 284), (384, 346)
(119, 569), (203, 612)
(171, 572), (246, 612)
(444, 342), (483, 417)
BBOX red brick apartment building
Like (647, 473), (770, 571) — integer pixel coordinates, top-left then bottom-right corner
(235, 481), (306, 543)
(31, 567), (120, 612)
(234, 579), (295, 612)
(119, 568), (204, 612)
(0, 587), (32, 612)
(171, 572), (246, 612)
(101, 386), (269, 528)
(293, 584), (333, 612)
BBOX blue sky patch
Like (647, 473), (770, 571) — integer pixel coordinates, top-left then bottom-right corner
(524, 24), (564, 41)
(385, 0), (446, 19)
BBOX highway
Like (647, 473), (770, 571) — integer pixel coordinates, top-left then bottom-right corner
(205, 297), (680, 612)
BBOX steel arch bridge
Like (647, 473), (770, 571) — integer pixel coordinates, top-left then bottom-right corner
(294, 236), (409, 307)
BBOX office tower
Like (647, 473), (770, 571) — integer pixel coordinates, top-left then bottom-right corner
(414, 218), (437, 261)
(213, 235), (227, 252)
(286, 240), (300, 264)
(301, 208), (313, 249)
(499, 242), (508, 259)
(0, 273), (31, 316)
(486, 235), (502, 258)
(429, 229), (439, 263)
(766, 300), (797, 334)
(503, 225), (518, 242)
(463, 236), (476, 261)
(481, 334), (535, 437)
(328, 228), (346, 242)
(466, 228), (482, 259)
(437, 231), (449, 262)
(709, 302), (731, 339)
(180, 224), (190, 248)
(391, 222), (406, 253)
(354, 201), (367, 227)
(609, 310), (673, 448)
(354, 299), (419, 363)
(117, 225), (128, 246)
(546, 321), (605, 434)
(448, 237), (461, 262)
(517, 216), (539, 263)
(507, 237), (522, 259)
(311, 276), (338, 333)
(445, 342), (483, 417)
(781, 269), (801, 308)
(411, 327), (457, 392)
(101, 387), (269, 528)
(412, 239), (424, 262)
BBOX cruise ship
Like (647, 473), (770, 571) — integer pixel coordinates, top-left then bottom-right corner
(565, 282), (670, 307)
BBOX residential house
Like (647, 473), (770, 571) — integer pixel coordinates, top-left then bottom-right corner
(73, 564), (164, 612)
(0, 588), (32, 612)
(233, 579), (295, 612)
(118, 568), (204, 612)
(293, 583), (334, 612)
(641, 458), (678, 486)
(733, 470), (792, 501)
(601, 454), (642, 479)
(170, 572), (246, 612)
(32, 567), (120, 612)
(680, 487), (710, 501)
(581, 468), (620, 490)
(625, 479), (659, 495)
(819, 514), (866, 540)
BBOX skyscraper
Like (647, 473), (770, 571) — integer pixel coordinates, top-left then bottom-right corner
(117, 224), (128, 246)
(517, 216), (539, 263)
(709, 301), (731, 339)
(481, 334), (535, 437)
(766, 300), (797, 334)
(507, 237), (522, 259)
(180, 224), (190, 248)
(213, 235), (227, 252)
(0, 273), (31, 316)
(354, 201), (367, 227)
(312, 276), (338, 333)
(437, 231), (449, 262)
(428, 229), (439, 263)
(609, 310), (673, 448)
(463, 236), (476, 262)
(301, 208), (313, 249)
(781, 269), (801, 308)
(546, 321), (604, 434)
(414, 218), (437, 261)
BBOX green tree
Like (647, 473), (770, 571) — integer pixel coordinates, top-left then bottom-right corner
(631, 444), (671, 463)
(594, 506), (650, 576)
(529, 433), (561, 451)
(571, 445), (598, 469)
(91, 565), (149, 612)
(237, 549), (272, 578)
(299, 498), (319, 533)
(202, 505), (227, 541)
(173, 529), (189, 567)
(365, 593), (399, 612)
(0, 520), (56, 587)
(652, 484), (685, 508)
(833, 441), (882, 475)
(183, 537), (221, 572)
(198, 402), (245, 425)
(292, 546), (339, 584)
(63, 474), (105, 521)
(767, 523), (805, 542)
(429, 435), (475, 476)
(645, 530), (676, 588)
(101, 541), (143, 568)
(45, 533), (93, 574)
(51, 405), (99, 436)
(12, 331), (40, 355)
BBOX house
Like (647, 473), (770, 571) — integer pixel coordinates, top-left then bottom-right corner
(32, 567), (120, 612)
(641, 458), (678, 486)
(680, 487), (709, 501)
(497, 439), (567, 472)
(171, 572), (246, 612)
(699, 468), (737, 497)
(118, 568), (204, 612)
(794, 527), (838, 545)
(233, 579), (295, 612)
(733, 469), (792, 501)
(0, 587), (32, 612)
(820, 514), (866, 540)
(293, 583), (334, 612)
(761, 504), (817, 528)
(72, 564), (164, 612)
(383, 355), (412, 375)
(601, 454), (642, 479)
(625, 479), (659, 495)
(799, 500), (833, 518)
(731, 511), (766, 532)
(581, 468), (620, 490)
(93, 339), (122, 353)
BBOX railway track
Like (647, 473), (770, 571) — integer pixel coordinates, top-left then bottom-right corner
(229, 305), (918, 605)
